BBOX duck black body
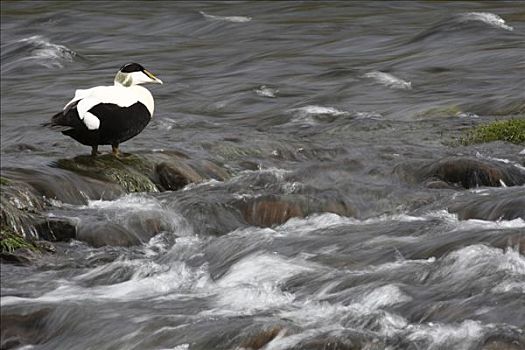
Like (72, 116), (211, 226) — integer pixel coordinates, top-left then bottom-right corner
(47, 63), (163, 156)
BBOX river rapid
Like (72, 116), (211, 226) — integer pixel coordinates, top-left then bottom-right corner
(1, 1), (524, 350)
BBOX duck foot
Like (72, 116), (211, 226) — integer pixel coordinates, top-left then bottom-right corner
(112, 144), (121, 157)
(91, 146), (101, 157)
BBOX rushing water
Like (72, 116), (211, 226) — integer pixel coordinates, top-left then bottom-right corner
(1, 1), (525, 349)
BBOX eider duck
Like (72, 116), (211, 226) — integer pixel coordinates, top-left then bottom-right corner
(47, 63), (162, 156)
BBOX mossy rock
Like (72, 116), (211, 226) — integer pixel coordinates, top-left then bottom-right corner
(205, 141), (264, 161)
(0, 176), (45, 237)
(0, 226), (37, 254)
(395, 157), (525, 189)
(54, 154), (159, 193)
(416, 105), (462, 119)
(0, 176), (10, 186)
(53, 151), (230, 193)
(460, 119), (525, 145)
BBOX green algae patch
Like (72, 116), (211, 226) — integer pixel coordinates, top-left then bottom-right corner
(54, 154), (159, 193)
(460, 119), (525, 145)
(0, 226), (36, 254)
(416, 105), (462, 119)
(0, 176), (10, 186)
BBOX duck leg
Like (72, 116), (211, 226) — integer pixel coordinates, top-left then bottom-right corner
(111, 144), (120, 157)
(91, 145), (101, 157)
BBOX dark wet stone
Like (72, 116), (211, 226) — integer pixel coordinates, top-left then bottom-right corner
(481, 332), (525, 350)
(34, 240), (56, 253)
(2, 167), (124, 205)
(53, 150), (229, 193)
(0, 308), (51, 348)
(396, 157), (525, 189)
(155, 161), (201, 191)
(482, 340), (524, 350)
(237, 193), (356, 227)
(34, 217), (77, 242)
(288, 332), (386, 350)
(54, 154), (159, 193)
(77, 222), (143, 247)
(0, 248), (38, 264)
(0, 175), (45, 236)
(239, 326), (286, 349)
(448, 189), (525, 221)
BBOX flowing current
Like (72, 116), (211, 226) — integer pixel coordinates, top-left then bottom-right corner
(1, 2), (524, 350)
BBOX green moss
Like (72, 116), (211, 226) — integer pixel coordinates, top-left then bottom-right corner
(417, 105), (462, 119)
(460, 119), (525, 145)
(0, 227), (36, 253)
(0, 176), (10, 186)
(54, 154), (158, 193)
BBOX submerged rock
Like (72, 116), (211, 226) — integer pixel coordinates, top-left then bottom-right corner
(77, 222), (143, 247)
(396, 157), (525, 189)
(3, 167), (124, 205)
(448, 189), (525, 221)
(238, 326), (287, 349)
(238, 193), (356, 227)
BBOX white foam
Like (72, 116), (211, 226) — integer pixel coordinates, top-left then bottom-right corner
(354, 111), (383, 119)
(18, 35), (75, 68)
(211, 253), (313, 314)
(456, 111), (479, 118)
(263, 328), (330, 350)
(255, 85), (278, 98)
(82, 194), (163, 210)
(290, 105), (349, 116)
(475, 151), (525, 171)
(278, 212), (431, 237)
(280, 301), (353, 328)
(492, 280), (525, 294)
(278, 283), (411, 335)
(357, 284), (412, 310)
(460, 12), (514, 31)
(436, 245), (525, 283)
(217, 253), (312, 287)
(407, 320), (484, 350)
(214, 283), (295, 314)
(78, 194), (191, 235)
(1, 261), (211, 307)
(199, 11), (252, 23)
(363, 71), (412, 90)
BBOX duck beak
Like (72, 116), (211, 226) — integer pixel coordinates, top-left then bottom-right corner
(144, 69), (163, 84)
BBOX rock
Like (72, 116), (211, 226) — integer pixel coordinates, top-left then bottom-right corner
(1, 176), (45, 237)
(288, 332), (386, 350)
(53, 150), (230, 193)
(448, 189), (525, 221)
(54, 154), (159, 193)
(77, 222), (143, 247)
(0, 248), (38, 264)
(0, 226), (39, 264)
(3, 167), (124, 204)
(395, 157), (525, 189)
(237, 193), (356, 227)
(155, 161), (202, 191)
(481, 333), (525, 350)
(34, 217), (78, 242)
(75, 212), (172, 247)
(1, 150), (231, 251)
(239, 326), (286, 349)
